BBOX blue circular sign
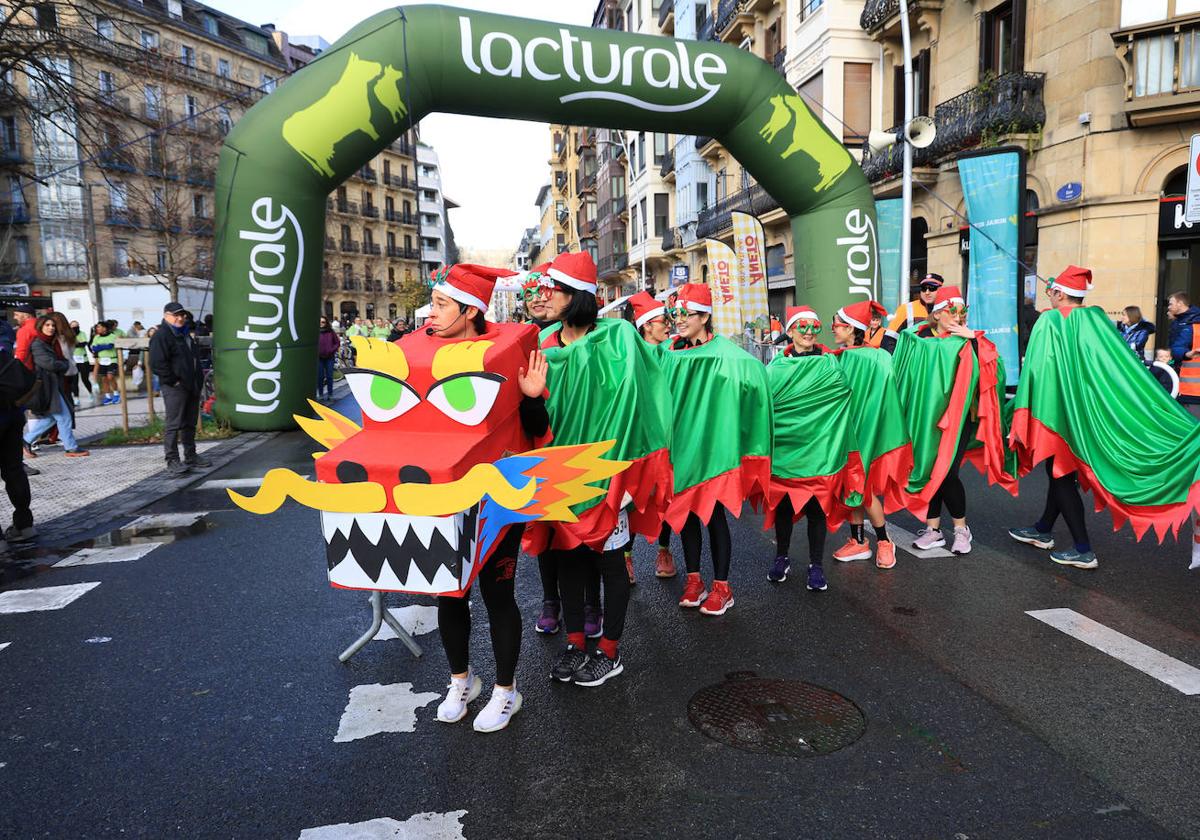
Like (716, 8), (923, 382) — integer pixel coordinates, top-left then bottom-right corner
(1056, 182), (1083, 202)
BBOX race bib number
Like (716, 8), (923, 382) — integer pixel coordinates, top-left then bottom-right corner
(603, 509), (630, 552)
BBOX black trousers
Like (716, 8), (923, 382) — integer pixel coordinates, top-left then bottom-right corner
(539, 549), (600, 608)
(437, 526), (523, 686)
(680, 504), (732, 580)
(0, 409), (32, 529)
(773, 496), (827, 565)
(926, 418), (977, 521)
(1039, 458), (1091, 550)
(558, 546), (630, 642)
(658, 523), (671, 548)
(161, 384), (199, 462)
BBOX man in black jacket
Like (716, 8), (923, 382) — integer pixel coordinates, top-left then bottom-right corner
(150, 302), (209, 475)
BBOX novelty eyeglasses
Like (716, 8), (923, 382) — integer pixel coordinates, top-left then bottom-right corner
(789, 320), (822, 335)
(666, 306), (704, 319)
(944, 303), (969, 316)
(520, 280), (552, 301)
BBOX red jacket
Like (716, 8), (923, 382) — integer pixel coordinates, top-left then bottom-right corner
(14, 319), (39, 370)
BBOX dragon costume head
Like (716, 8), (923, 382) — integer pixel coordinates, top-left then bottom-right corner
(229, 323), (628, 596)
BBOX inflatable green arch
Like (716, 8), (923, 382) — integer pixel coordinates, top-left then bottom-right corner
(213, 5), (879, 430)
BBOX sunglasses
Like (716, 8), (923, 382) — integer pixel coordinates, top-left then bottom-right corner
(790, 320), (822, 335)
(919, 284), (941, 293)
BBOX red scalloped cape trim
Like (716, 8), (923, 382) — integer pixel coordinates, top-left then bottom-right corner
(757, 451), (865, 532)
(870, 443), (915, 514)
(1009, 409), (1200, 541)
(962, 337), (1018, 496)
(662, 457), (771, 532)
(522, 447), (673, 554)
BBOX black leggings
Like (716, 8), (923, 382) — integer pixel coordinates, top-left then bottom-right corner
(926, 418), (977, 521)
(558, 546), (630, 642)
(538, 550), (600, 608)
(680, 505), (732, 581)
(773, 496), (827, 566)
(437, 526), (522, 686)
(658, 523), (671, 549)
(1038, 458), (1092, 551)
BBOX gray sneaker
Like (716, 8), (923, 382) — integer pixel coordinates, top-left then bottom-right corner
(1008, 525), (1054, 550)
(165, 461), (191, 476)
(950, 526), (972, 555)
(913, 528), (946, 550)
(1050, 549), (1098, 569)
(185, 455), (213, 468)
(4, 524), (37, 542)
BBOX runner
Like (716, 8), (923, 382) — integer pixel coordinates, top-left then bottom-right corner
(893, 286), (1017, 554)
(658, 283), (772, 616)
(828, 300), (912, 570)
(527, 252), (673, 686)
(762, 306), (864, 591)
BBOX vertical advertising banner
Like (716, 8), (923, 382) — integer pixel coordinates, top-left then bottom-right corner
(731, 212), (769, 333)
(704, 238), (744, 339)
(958, 148), (1024, 385)
(874, 198), (904, 313)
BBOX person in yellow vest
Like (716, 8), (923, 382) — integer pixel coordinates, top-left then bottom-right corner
(885, 273), (943, 344)
(1167, 290), (1200, 419)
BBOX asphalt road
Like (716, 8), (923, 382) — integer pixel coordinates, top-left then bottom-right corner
(1, 416), (1198, 839)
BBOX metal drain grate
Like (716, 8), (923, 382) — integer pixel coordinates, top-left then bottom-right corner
(688, 671), (867, 756)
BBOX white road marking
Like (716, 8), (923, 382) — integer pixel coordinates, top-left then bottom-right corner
(0, 643), (9, 653)
(198, 475), (309, 490)
(124, 512), (206, 529)
(56, 544), (165, 567)
(299, 810), (468, 840)
(888, 525), (954, 559)
(0, 582), (101, 614)
(1027, 608), (1200, 695)
(85, 637), (112, 644)
(376, 606), (439, 641)
(333, 683), (440, 743)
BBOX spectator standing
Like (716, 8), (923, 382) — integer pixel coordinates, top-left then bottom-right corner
(345, 317), (366, 338)
(12, 304), (39, 369)
(0, 343), (35, 544)
(371, 318), (390, 339)
(1117, 306), (1154, 357)
(150, 302), (209, 475)
(23, 316), (88, 458)
(89, 321), (120, 405)
(49, 312), (79, 416)
(886, 273), (942, 342)
(1167, 290), (1200, 418)
(0, 313), (15, 354)
(316, 316), (338, 402)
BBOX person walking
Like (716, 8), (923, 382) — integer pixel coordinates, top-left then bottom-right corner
(1117, 306), (1154, 357)
(89, 321), (120, 405)
(316, 316), (338, 402)
(69, 320), (93, 404)
(23, 317), (88, 458)
(150, 302), (208, 475)
(0, 343), (36, 543)
(1167, 291), (1200, 419)
(12, 303), (39, 369)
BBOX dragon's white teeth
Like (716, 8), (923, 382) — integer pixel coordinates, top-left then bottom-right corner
(432, 516), (457, 547)
(430, 565), (459, 593)
(356, 514), (386, 544)
(322, 512), (353, 541)
(409, 518), (437, 549)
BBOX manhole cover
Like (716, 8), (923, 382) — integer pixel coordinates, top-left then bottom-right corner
(688, 671), (866, 756)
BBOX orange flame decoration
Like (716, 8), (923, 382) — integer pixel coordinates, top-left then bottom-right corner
(519, 441), (629, 523)
(295, 399), (361, 456)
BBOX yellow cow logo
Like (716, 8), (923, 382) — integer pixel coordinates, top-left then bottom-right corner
(759, 94), (852, 193)
(282, 52), (408, 178)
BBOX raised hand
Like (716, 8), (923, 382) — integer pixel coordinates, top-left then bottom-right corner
(518, 349), (548, 397)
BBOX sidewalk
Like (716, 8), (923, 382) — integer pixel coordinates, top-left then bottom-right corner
(71, 389), (163, 443)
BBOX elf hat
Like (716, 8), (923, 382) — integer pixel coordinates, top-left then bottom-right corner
(784, 306), (821, 332)
(548, 251), (598, 294)
(675, 283), (713, 313)
(628, 291), (666, 328)
(1048, 265), (1094, 297)
(930, 285), (966, 313)
(834, 300), (887, 331)
(431, 264), (517, 312)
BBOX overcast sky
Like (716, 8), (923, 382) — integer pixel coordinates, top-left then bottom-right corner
(209, 0), (599, 252)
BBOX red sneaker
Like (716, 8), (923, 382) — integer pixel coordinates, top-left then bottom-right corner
(655, 547), (676, 578)
(678, 572), (706, 608)
(699, 580), (734, 616)
(833, 537), (872, 562)
(625, 550), (636, 586)
(875, 540), (896, 569)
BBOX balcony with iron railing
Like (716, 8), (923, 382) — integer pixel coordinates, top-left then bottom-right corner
(185, 166), (214, 186)
(612, 195), (627, 215)
(354, 166), (378, 183)
(363, 242), (382, 257)
(189, 216), (213, 236)
(661, 227), (678, 252)
(1, 263), (36, 283)
(96, 149), (137, 173)
(715, 0), (741, 38)
(322, 272), (340, 291)
(339, 239), (361, 253)
(1111, 19), (1200, 125)
(598, 251), (629, 279)
(0, 202), (30, 224)
(860, 0), (943, 36)
(362, 205), (380, 219)
(577, 129), (596, 152)
(696, 183), (782, 239)
(860, 71), (1046, 183)
(391, 139), (415, 156)
(555, 171), (569, 190)
(385, 209), (416, 225)
(387, 245), (420, 260)
(660, 148), (675, 178)
(330, 199), (359, 216)
(105, 205), (139, 227)
(556, 207), (569, 225)
(579, 217), (597, 237)
(387, 173), (415, 190)
(659, 0), (674, 33)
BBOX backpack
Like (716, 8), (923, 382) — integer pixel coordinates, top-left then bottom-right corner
(0, 349), (39, 409)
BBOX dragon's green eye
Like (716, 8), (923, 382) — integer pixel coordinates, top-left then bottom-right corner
(427, 373), (503, 426)
(345, 370), (419, 422)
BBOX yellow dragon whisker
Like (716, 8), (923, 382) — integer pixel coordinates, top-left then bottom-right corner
(393, 464), (537, 516)
(229, 469), (386, 514)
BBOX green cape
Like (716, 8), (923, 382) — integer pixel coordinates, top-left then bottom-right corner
(1012, 306), (1200, 539)
(762, 350), (865, 527)
(891, 330), (1017, 515)
(525, 318), (673, 551)
(657, 335), (772, 530)
(835, 347), (913, 512)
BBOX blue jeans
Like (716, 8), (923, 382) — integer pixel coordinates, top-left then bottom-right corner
(317, 357), (335, 398)
(24, 393), (78, 451)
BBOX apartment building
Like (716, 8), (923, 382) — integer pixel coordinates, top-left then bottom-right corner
(0, 0), (426, 322)
(417, 141), (457, 283)
(859, 0), (1200, 339)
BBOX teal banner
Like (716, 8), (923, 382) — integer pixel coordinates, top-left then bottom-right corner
(958, 149), (1022, 386)
(875, 198), (903, 313)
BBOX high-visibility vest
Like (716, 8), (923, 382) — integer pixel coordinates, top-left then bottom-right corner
(1180, 328), (1200, 398)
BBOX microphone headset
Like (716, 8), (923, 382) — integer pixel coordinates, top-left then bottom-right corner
(425, 308), (465, 336)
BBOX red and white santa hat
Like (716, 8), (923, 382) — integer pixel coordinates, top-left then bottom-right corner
(784, 305), (821, 332)
(1047, 265), (1094, 297)
(675, 283), (713, 313)
(628, 291), (666, 328)
(431, 263), (517, 312)
(834, 300), (887, 330)
(930, 285), (966, 313)
(548, 252), (598, 294)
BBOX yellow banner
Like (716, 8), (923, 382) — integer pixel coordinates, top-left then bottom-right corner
(732, 211), (770, 333)
(704, 238), (743, 339)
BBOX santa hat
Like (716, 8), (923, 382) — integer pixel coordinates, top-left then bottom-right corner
(548, 252), (598, 294)
(628, 291), (666, 328)
(834, 300), (887, 331)
(1047, 265), (1093, 297)
(784, 306), (820, 332)
(930, 285), (966, 313)
(675, 283), (713, 313)
(431, 264), (517, 312)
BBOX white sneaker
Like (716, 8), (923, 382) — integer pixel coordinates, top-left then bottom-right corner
(436, 671), (481, 724)
(472, 685), (522, 733)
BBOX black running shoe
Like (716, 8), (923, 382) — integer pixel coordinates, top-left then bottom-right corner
(573, 650), (623, 687)
(550, 644), (588, 682)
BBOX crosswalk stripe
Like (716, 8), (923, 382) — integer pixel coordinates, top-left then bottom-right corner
(125, 512), (206, 529)
(376, 605), (439, 641)
(334, 683), (441, 743)
(56, 544), (166, 567)
(888, 524), (954, 558)
(0, 582), (101, 614)
(299, 810), (468, 839)
(1027, 608), (1200, 695)
(197, 475), (310, 490)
